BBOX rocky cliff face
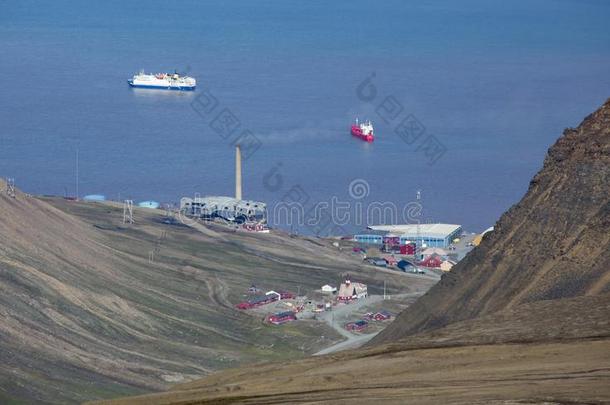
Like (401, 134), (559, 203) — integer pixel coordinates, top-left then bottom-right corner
(373, 98), (610, 343)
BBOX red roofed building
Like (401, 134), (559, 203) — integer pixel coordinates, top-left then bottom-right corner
(268, 311), (297, 325)
(373, 311), (392, 321)
(420, 254), (442, 268)
(383, 255), (398, 266)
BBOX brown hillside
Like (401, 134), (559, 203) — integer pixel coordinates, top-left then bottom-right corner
(372, 98), (610, 343)
(90, 294), (610, 405)
(0, 185), (430, 404)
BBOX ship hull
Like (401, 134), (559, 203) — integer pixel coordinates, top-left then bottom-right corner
(128, 80), (196, 91)
(351, 125), (374, 142)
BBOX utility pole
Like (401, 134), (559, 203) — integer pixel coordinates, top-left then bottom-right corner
(164, 203), (172, 218)
(383, 280), (387, 300)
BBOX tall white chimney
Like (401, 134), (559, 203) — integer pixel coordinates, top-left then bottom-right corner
(235, 145), (242, 200)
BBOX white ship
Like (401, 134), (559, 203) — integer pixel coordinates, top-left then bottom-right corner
(127, 70), (196, 91)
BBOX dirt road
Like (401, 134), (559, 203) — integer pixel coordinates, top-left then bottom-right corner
(314, 292), (423, 355)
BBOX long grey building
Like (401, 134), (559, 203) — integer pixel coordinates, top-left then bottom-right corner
(354, 223), (463, 248)
(180, 196), (267, 224)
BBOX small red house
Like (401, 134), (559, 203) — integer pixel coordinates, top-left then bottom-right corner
(268, 311), (297, 325)
(345, 320), (368, 331)
(420, 254), (442, 268)
(279, 291), (296, 299)
(236, 293), (281, 310)
(373, 311), (392, 321)
(399, 243), (416, 255)
(383, 256), (398, 266)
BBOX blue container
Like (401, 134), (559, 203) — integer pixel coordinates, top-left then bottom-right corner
(138, 200), (160, 209)
(83, 194), (106, 202)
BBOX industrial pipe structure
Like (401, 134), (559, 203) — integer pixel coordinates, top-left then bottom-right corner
(235, 145), (242, 200)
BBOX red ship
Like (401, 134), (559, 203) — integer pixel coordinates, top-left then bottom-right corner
(351, 118), (375, 142)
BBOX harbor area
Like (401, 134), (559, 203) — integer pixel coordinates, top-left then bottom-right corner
(347, 223), (487, 274)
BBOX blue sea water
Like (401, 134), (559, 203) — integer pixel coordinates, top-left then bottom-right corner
(1, 0), (609, 234)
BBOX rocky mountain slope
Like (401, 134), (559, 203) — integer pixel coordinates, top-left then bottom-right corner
(372, 98), (610, 342)
(0, 185), (430, 404)
(96, 99), (610, 404)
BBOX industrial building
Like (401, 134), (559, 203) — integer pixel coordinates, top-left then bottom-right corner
(353, 234), (384, 245)
(180, 145), (267, 226)
(354, 223), (462, 248)
(180, 196), (266, 223)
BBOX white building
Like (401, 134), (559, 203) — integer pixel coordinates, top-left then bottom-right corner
(321, 284), (337, 293)
(337, 279), (367, 301)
